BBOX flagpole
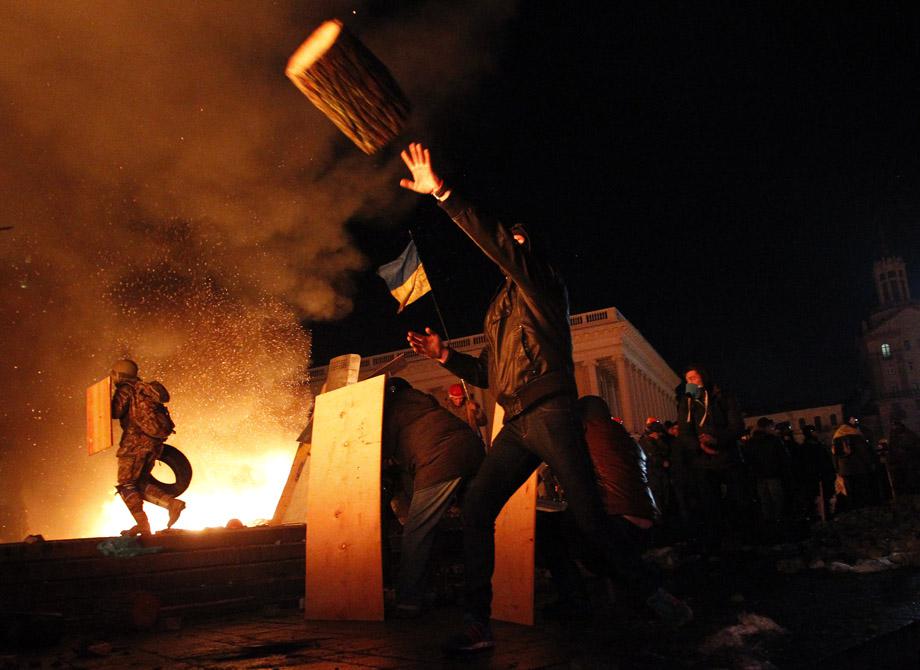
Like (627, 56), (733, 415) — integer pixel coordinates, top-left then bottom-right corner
(408, 228), (485, 443)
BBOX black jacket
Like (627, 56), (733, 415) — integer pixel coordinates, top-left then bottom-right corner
(742, 430), (789, 479)
(676, 387), (744, 470)
(585, 414), (659, 520)
(438, 193), (576, 419)
(382, 387), (484, 491)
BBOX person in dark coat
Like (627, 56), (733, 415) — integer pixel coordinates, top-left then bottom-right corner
(676, 365), (745, 554)
(539, 396), (663, 620)
(797, 425), (837, 520)
(888, 420), (920, 496)
(400, 143), (691, 652)
(742, 417), (790, 525)
(639, 418), (671, 519)
(382, 377), (485, 618)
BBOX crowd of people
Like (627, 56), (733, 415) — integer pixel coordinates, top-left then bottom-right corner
(385, 142), (920, 655)
(634, 405), (920, 549)
(102, 141), (920, 656)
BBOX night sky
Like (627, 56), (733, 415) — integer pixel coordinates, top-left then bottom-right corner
(312, 3), (920, 414)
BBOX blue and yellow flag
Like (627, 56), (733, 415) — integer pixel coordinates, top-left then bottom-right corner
(376, 240), (432, 313)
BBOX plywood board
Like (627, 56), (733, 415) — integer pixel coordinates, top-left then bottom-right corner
(271, 442), (312, 525)
(86, 377), (113, 455)
(304, 375), (385, 621)
(491, 404), (537, 625)
(325, 353), (361, 392)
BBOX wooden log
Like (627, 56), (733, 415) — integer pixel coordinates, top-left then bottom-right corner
(286, 20), (410, 154)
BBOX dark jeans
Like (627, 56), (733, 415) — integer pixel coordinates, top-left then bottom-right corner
(397, 477), (462, 607)
(461, 395), (659, 621)
(537, 510), (653, 608)
(536, 510), (589, 606)
(696, 466), (743, 552)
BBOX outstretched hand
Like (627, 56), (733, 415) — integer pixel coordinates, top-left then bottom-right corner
(407, 327), (448, 363)
(399, 142), (443, 194)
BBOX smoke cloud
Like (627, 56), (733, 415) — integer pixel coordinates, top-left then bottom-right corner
(0, 1), (517, 539)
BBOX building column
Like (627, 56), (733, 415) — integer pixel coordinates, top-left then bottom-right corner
(615, 356), (635, 433)
(635, 371), (647, 425)
(585, 358), (600, 397)
(642, 373), (653, 424)
(630, 363), (642, 433)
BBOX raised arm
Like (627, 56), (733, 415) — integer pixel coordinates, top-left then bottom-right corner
(399, 142), (547, 297)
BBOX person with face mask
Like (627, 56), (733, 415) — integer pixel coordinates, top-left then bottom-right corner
(400, 143), (692, 653)
(676, 366), (744, 555)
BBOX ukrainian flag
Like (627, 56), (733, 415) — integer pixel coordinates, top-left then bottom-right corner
(377, 240), (432, 313)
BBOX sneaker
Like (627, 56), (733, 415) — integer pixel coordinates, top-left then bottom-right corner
(645, 587), (693, 628)
(442, 618), (495, 654)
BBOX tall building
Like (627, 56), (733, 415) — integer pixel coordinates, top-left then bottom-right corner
(860, 255), (920, 434)
(308, 306), (679, 436)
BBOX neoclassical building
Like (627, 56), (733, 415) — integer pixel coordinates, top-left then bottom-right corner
(307, 306), (679, 436)
(860, 255), (920, 434)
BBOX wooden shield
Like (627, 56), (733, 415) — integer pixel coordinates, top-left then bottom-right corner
(86, 377), (113, 455)
(304, 375), (385, 620)
(492, 404), (537, 625)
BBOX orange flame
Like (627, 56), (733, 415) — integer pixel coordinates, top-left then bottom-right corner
(86, 439), (296, 536)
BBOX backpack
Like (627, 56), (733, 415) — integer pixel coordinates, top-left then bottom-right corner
(129, 380), (175, 439)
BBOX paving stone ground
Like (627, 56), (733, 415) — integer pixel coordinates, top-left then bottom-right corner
(3, 546), (920, 669)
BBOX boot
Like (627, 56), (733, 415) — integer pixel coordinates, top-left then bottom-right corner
(167, 499), (186, 529)
(119, 492), (151, 536)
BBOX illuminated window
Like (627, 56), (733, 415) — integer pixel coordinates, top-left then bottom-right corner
(882, 343), (892, 358)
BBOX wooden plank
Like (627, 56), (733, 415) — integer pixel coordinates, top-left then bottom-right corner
(271, 442), (312, 525)
(86, 377), (113, 455)
(304, 375), (385, 621)
(491, 404), (536, 625)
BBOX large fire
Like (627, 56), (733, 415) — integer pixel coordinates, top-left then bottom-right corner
(86, 441), (297, 537)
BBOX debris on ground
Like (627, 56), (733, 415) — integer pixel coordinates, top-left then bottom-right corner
(96, 536), (162, 558)
(699, 612), (788, 668)
(791, 495), (920, 571)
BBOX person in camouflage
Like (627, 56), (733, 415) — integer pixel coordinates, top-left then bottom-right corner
(110, 359), (185, 536)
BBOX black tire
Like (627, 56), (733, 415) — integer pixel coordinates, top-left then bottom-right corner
(145, 444), (192, 497)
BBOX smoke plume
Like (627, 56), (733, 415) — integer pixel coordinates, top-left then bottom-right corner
(0, 1), (517, 539)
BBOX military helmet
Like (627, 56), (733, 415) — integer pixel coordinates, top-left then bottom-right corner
(111, 359), (139, 382)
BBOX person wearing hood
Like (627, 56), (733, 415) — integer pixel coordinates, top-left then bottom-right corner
(676, 365), (744, 554)
(400, 143), (691, 653)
